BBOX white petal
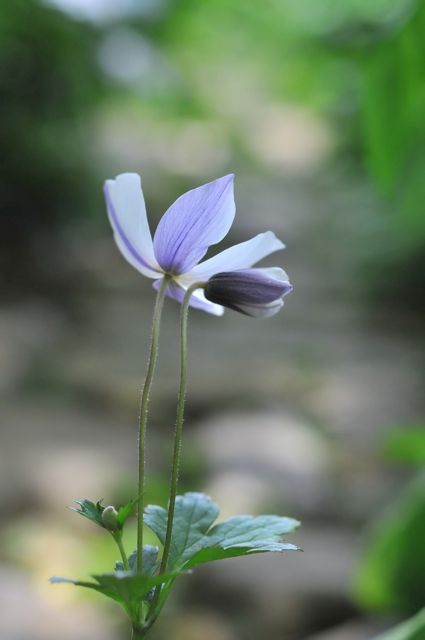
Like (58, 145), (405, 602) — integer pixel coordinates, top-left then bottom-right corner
(154, 278), (224, 316)
(237, 299), (284, 318)
(104, 173), (162, 278)
(190, 287), (225, 316)
(187, 231), (285, 280)
(252, 267), (290, 283)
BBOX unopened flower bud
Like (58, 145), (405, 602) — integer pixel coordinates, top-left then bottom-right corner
(101, 505), (119, 532)
(204, 268), (293, 318)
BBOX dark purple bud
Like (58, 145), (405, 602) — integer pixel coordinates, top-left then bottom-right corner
(204, 268), (292, 318)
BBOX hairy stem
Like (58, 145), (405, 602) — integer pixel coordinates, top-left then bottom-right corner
(160, 282), (205, 570)
(148, 282), (206, 620)
(137, 276), (170, 576)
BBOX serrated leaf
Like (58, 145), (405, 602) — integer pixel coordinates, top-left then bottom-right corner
(185, 515), (300, 569)
(115, 545), (159, 576)
(50, 569), (173, 618)
(49, 574), (123, 604)
(145, 492), (219, 570)
(144, 492), (300, 572)
(116, 496), (138, 527)
(124, 546), (162, 604)
(70, 496), (138, 531)
(69, 499), (105, 528)
(92, 572), (167, 604)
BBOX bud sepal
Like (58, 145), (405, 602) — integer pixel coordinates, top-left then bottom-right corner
(70, 496), (139, 532)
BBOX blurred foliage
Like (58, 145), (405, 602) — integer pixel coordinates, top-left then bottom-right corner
(349, 0), (425, 308)
(151, 0), (425, 307)
(356, 1), (425, 209)
(355, 425), (425, 614)
(375, 607), (425, 640)
(1, 0), (425, 305)
(383, 427), (425, 466)
(0, 0), (104, 291)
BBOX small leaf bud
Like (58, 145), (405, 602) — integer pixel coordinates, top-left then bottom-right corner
(101, 505), (119, 532)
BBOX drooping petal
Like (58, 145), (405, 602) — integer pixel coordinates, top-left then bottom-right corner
(235, 299), (285, 318)
(204, 268), (292, 318)
(104, 173), (162, 278)
(187, 231), (285, 281)
(153, 174), (235, 275)
(153, 279), (224, 316)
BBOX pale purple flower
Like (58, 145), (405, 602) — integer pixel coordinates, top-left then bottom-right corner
(104, 173), (289, 316)
(204, 268), (293, 318)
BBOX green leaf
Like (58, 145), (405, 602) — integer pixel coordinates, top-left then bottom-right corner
(144, 492), (219, 570)
(144, 492), (300, 572)
(49, 574), (122, 604)
(374, 607), (425, 640)
(70, 496), (139, 531)
(116, 496), (139, 528)
(383, 427), (425, 466)
(185, 514), (300, 569)
(69, 499), (105, 529)
(50, 569), (172, 618)
(354, 473), (425, 614)
(115, 545), (159, 576)
(92, 572), (166, 605)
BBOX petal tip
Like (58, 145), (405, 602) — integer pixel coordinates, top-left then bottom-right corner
(115, 172), (142, 186)
(265, 231), (285, 250)
(214, 173), (235, 189)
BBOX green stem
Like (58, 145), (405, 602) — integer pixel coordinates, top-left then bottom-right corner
(113, 533), (129, 571)
(137, 276), (170, 576)
(160, 282), (205, 572)
(148, 282), (205, 620)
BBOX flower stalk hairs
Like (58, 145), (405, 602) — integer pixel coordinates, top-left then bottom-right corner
(51, 174), (299, 639)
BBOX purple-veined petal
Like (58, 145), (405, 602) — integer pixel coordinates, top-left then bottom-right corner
(187, 231), (285, 280)
(153, 174), (235, 275)
(204, 267), (292, 318)
(153, 279), (224, 316)
(104, 173), (162, 278)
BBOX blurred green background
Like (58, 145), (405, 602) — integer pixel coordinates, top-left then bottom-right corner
(0, 0), (424, 639)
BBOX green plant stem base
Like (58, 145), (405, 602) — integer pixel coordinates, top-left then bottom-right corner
(51, 289), (301, 638)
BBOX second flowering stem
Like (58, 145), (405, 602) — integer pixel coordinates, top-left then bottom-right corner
(159, 282), (206, 574)
(137, 275), (170, 576)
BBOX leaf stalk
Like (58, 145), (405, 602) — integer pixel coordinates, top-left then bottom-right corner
(112, 532), (129, 571)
